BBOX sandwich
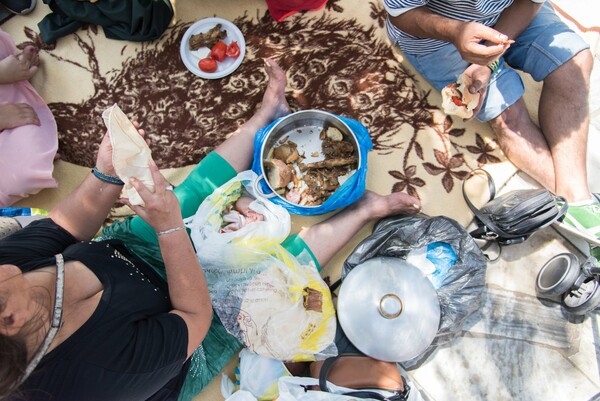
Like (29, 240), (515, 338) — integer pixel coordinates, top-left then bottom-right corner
(441, 74), (481, 119)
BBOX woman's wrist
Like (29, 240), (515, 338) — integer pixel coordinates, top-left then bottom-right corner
(156, 226), (186, 237)
(91, 167), (124, 185)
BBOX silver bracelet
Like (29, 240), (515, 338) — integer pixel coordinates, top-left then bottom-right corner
(156, 226), (186, 237)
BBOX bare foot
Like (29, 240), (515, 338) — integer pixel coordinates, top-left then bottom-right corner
(0, 45), (39, 84)
(355, 190), (421, 219)
(257, 58), (290, 122)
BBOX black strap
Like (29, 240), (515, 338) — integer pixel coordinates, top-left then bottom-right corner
(462, 169), (568, 241)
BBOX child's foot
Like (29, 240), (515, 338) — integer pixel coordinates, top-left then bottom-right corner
(257, 58), (290, 123)
(0, 45), (39, 84)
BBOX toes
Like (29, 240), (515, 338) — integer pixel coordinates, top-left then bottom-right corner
(18, 46), (40, 67)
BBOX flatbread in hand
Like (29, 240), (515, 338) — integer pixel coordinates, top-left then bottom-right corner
(102, 104), (154, 206)
(441, 74), (481, 119)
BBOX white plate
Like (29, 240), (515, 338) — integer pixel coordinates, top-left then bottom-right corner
(180, 17), (246, 79)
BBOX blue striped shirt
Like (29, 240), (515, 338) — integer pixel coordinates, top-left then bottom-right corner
(384, 0), (542, 55)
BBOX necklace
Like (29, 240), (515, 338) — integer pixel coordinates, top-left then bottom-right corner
(20, 254), (65, 384)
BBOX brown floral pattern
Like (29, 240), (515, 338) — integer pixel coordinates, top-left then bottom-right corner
(16, 0), (504, 200)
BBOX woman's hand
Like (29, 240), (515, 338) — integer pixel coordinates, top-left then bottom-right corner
(453, 22), (510, 65)
(124, 161), (182, 233)
(462, 63), (492, 121)
(95, 122), (145, 177)
(0, 103), (40, 131)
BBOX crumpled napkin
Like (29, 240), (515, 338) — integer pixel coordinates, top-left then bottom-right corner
(102, 104), (154, 206)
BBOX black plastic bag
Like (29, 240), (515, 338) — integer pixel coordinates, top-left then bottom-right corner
(343, 214), (487, 367)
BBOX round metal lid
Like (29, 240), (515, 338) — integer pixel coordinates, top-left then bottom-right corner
(337, 257), (441, 362)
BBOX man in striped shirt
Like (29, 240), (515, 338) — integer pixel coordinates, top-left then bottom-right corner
(384, 0), (600, 246)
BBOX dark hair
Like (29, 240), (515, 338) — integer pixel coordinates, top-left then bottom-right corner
(0, 283), (51, 399)
(0, 332), (27, 398)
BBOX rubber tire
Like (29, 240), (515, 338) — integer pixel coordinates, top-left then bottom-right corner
(536, 253), (580, 297)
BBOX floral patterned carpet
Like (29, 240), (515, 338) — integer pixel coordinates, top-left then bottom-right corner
(7, 0), (511, 215)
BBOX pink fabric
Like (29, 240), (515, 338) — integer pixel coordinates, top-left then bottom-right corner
(0, 28), (58, 206)
(265, 0), (328, 22)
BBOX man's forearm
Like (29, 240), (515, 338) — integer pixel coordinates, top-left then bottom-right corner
(389, 6), (464, 43)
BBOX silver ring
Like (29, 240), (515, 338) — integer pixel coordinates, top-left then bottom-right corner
(165, 185), (174, 191)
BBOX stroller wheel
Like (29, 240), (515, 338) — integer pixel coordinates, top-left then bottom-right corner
(536, 253), (580, 297)
(562, 278), (600, 315)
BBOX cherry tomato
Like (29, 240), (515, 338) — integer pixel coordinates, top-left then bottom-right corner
(226, 41), (240, 58)
(198, 57), (217, 73)
(210, 41), (227, 62)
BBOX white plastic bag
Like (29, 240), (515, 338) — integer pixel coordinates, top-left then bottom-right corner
(223, 390), (257, 401)
(222, 349), (291, 401)
(277, 377), (380, 401)
(186, 171), (337, 362)
(277, 376), (425, 401)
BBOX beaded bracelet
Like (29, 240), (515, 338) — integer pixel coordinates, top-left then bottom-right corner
(91, 167), (124, 185)
(487, 59), (500, 73)
(157, 226), (186, 237)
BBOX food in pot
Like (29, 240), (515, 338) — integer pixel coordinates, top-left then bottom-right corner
(189, 24), (228, 51)
(265, 126), (358, 206)
(272, 142), (299, 164)
(265, 159), (292, 189)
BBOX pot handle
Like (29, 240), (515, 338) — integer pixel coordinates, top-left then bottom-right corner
(253, 174), (277, 198)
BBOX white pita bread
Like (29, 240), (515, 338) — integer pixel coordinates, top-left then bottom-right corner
(102, 104), (154, 206)
(441, 74), (481, 119)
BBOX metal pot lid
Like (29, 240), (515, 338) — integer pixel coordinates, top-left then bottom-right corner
(337, 257), (441, 362)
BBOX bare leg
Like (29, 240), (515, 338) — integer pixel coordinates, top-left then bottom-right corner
(214, 58), (289, 172)
(489, 49), (593, 202)
(539, 49), (593, 202)
(298, 191), (421, 266)
(489, 98), (556, 191)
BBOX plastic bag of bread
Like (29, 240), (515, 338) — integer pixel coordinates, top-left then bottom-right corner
(102, 104), (154, 206)
(441, 74), (481, 119)
(186, 170), (337, 362)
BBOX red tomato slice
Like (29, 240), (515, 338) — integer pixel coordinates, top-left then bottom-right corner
(198, 57), (217, 73)
(210, 41), (227, 62)
(451, 96), (464, 107)
(226, 41), (240, 58)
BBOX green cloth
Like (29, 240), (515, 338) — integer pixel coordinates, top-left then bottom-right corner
(38, 0), (173, 44)
(102, 152), (320, 400)
(282, 234), (321, 271)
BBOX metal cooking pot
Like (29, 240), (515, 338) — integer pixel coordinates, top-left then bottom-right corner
(337, 257), (441, 362)
(255, 110), (361, 210)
